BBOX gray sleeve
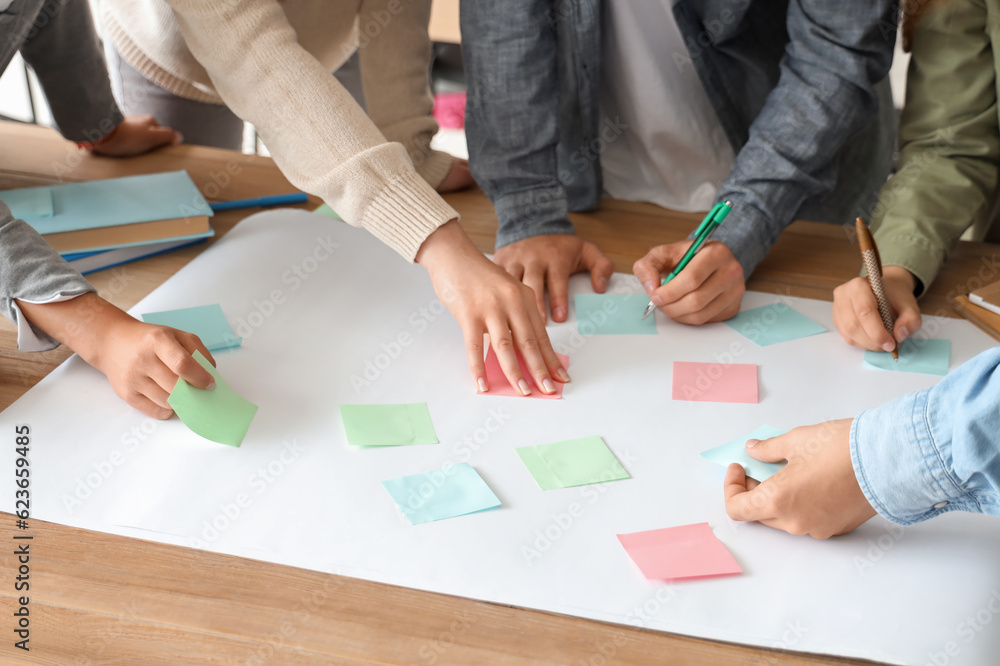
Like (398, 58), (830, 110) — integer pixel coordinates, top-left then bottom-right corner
(18, 0), (123, 143)
(0, 201), (95, 351)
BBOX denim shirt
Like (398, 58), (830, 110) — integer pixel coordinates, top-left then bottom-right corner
(463, 0), (898, 280)
(852, 347), (1000, 525)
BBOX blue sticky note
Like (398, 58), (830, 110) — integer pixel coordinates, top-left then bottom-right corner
(142, 304), (242, 351)
(864, 338), (951, 376)
(701, 425), (787, 482)
(381, 463), (501, 525)
(575, 294), (656, 335)
(1, 171), (212, 234)
(2, 187), (53, 220)
(725, 303), (826, 346)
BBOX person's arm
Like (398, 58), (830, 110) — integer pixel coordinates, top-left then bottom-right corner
(833, 0), (999, 352)
(723, 347), (1000, 538)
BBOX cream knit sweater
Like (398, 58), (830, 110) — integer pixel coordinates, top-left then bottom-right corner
(102, 0), (458, 260)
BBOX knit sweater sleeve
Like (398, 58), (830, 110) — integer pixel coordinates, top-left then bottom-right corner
(165, 0), (458, 260)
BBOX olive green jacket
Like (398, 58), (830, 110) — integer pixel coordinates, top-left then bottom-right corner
(873, 0), (1000, 295)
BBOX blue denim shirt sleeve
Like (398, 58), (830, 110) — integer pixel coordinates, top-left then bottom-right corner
(851, 347), (1000, 525)
(710, 0), (896, 279)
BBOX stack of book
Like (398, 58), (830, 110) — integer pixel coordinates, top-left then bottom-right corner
(1, 170), (214, 274)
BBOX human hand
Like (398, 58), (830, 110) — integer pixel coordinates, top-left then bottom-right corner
(415, 220), (570, 395)
(16, 293), (215, 419)
(832, 266), (922, 352)
(633, 240), (745, 324)
(723, 419), (877, 539)
(88, 114), (182, 157)
(435, 158), (475, 193)
(494, 234), (614, 322)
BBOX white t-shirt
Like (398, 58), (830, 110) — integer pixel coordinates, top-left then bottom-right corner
(599, 0), (735, 211)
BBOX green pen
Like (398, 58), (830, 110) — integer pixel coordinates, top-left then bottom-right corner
(640, 201), (733, 320)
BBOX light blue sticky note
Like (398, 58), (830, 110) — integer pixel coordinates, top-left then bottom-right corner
(381, 463), (501, 525)
(313, 203), (342, 220)
(864, 338), (951, 376)
(2, 187), (53, 220)
(575, 294), (656, 335)
(701, 425), (787, 482)
(142, 304), (242, 351)
(2, 171), (212, 234)
(725, 303), (826, 346)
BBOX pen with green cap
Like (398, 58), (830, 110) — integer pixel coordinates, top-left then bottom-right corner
(641, 201), (733, 320)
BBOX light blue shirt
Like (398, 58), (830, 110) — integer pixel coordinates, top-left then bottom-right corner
(852, 347), (1000, 525)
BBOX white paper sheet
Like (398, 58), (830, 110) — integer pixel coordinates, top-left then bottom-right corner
(3, 210), (999, 665)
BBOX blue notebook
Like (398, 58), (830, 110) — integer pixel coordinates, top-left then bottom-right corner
(1, 171), (213, 234)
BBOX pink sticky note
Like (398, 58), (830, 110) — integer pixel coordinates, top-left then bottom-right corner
(479, 349), (570, 399)
(671, 361), (758, 403)
(617, 523), (743, 581)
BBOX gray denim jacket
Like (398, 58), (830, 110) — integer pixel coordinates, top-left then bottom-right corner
(462, 0), (898, 279)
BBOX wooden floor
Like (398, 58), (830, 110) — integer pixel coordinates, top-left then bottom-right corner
(2, 121), (995, 664)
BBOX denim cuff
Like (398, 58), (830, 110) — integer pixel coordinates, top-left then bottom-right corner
(703, 194), (780, 281)
(494, 184), (575, 249)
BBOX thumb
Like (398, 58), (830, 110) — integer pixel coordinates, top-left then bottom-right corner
(893, 299), (922, 343)
(744, 435), (788, 464)
(581, 242), (614, 293)
(144, 125), (182, 150)
(633, 242), (692, 295)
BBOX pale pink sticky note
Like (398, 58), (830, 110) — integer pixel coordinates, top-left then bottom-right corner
(617, 523), (743, 581)
(671, 361), (758, 403)
(479, 349), (570, 399)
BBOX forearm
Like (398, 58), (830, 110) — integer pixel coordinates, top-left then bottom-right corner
(851, 348), (1000, 525)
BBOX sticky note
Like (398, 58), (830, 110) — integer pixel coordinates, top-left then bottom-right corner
(313, 203), (341, 220)
(381, 463), (501, 525)
(339, 403), (438, 447)
(168, 351), (258, 447)
(3, 187), (53, 220)
(700, 425), (787, 481)
(725, 303), (826, 346)
(864, 338), (951, 376)
(672, 362), (758, 403)
(142, 304), (242, 351)
(515, 436), (630, 490)
(479, 349), (570, 399)
(575, 294), (657, 335)
(617, 523), (743, 581)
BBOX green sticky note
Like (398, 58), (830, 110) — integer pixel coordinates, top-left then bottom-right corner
(382, 463), (501, 525)
(340, 403), (439, 447)
(3, 187), (53, 220)
(516, 436), (630, 490)
(700, 425), (787, 482)
(313, 203), (342, 220)
(168, 351), (258, 447)
(864, 338), (951, 376)
(575, 294), (656, 335)
(725, 304), (826, 346)
(142, 304), (242, 351)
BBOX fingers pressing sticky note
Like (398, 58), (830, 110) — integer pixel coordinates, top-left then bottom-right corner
(479, 349), (569, 399)
(516, 436), (630, 490)
(168, 351), (258, 447)
(700, 425), (787, 482)
(617, 523), (743, 581)
(381, 463), (501, 525)
(672, 361), (758, 403)
(575, 294), (657, 335)
(142, 304), (242, 351)
(340, 403), (439, 447)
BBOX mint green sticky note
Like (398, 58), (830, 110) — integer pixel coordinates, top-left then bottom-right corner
(725, 304), (826, 346)
(340, 403), (438, 447)
(864, 338), (951, 376)
(700, 425), (787, 482)
(516, 436), (630, 490)
(168, 351), (258, 447)
(575, 294), (656, 335)
(142, 304), (242, 351)
(3, 187), (53, 220)
(313, 203), (341, 220)
(382, 463), (501, 525)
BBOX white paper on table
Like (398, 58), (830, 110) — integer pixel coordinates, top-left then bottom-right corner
(2, 209), (999, 665)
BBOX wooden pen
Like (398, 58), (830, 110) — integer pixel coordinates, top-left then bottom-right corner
(855, 217), (898, 360)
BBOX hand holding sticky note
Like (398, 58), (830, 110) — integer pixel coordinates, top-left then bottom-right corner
(168, 351), (258, 446)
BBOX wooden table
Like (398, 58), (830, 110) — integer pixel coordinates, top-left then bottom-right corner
(1, 121), (994, 664)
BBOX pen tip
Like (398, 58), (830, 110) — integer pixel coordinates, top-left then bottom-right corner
(641, 303), (654, 320)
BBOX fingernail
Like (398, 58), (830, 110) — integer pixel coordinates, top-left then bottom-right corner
(651, 294), (664, 307)
(553, 306), (566, 321)
(206, 381), (217, 391)
(541, 377), (556, 394)
(882, 341), (896, 352)
(556, 367), (571, 382)
(898, 326), (909, 340)
(598, 276), (609, 290)
(517, 379), (532, 396)
(746, 439), (758, 449)
(643, 281), (656, 295)
(477, 377), (488, 393)
(174, 133), (184, 144)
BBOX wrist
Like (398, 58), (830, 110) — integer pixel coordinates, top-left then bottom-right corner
(883, 265), (917, 294)
(414, 219), (472, 275)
